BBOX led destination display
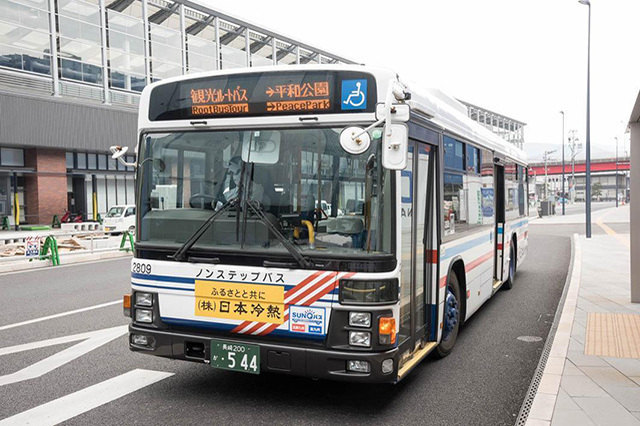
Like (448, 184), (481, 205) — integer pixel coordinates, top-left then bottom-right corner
(148, 71), (376, 121)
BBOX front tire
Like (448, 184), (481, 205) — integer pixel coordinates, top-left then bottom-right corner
(503, 242), (516, 290)
(435, 272), (461, 358)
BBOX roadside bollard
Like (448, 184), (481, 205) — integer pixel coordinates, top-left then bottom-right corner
(39, 235), (60, 266)
(120, 231), (134, 252)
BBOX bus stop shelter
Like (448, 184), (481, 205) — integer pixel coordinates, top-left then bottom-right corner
(629, 90), (640, 303)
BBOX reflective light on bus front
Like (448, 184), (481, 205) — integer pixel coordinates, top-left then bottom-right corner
(381, 358), (394, 374)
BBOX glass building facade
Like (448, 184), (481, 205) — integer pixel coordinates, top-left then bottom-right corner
(0, 0), (352, 225)
(0, 0), (352, 105)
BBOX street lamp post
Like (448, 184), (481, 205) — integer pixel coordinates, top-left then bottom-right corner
(560, 111), (566, 215)
(579, 0), (592, 237)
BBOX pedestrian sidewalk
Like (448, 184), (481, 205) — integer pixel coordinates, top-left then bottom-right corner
(524, 231), (640, 425)
(530, 204), (630, 225)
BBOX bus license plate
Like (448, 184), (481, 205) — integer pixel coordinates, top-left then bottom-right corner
(210, 340), (260, 375)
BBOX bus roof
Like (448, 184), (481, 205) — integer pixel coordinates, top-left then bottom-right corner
(139, 64), (527, 165)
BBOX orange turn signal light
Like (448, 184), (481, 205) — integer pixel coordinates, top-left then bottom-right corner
(123, 294), (131, 317)
(379, 317), (397, 345)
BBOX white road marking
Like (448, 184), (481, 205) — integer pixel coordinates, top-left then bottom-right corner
(0, 300), (121, 331)
(0, 325), (127, 387)
(0, 369), (173, 426)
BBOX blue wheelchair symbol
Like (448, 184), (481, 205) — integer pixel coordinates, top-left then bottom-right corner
(341, 79), (367, 110)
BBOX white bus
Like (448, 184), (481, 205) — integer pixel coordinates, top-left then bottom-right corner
(119, 65), (528, 383)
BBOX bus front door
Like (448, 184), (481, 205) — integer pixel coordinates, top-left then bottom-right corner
(494, 164), (506, 282)
(399, 139), (438, 355)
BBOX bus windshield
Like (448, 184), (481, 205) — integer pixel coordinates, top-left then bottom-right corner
(137, 127), (393, 260)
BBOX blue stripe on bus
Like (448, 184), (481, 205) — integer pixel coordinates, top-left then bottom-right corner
(161, 317), (325, 340)
(132, 273), (195, 283)
(429, 304), (437, 341)
(162, 317), (236, 331)
(441, 233), (491, 261)
(497, 228), (503, 235)
(133, 283), (194, 292)
(509, 219), (528, 230)
(132, 273), (318, 293)
(132, 282), (338, 300)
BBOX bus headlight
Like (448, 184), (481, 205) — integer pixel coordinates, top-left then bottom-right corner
(135, 292), (153, 307)
(135, 309), (153, 323)
(349, 312), (371, 328)
(349, 331), (371, 347)
(339, 279), (398, 305)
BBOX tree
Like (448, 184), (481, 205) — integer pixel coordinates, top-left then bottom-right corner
(592, 182), (603, 199)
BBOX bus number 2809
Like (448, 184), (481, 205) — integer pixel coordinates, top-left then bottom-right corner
(132, 262), (151, 274)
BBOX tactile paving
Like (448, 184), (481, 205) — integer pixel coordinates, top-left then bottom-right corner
(585, 313), (640, 358)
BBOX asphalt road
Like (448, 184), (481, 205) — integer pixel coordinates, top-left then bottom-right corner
(0, 226), (573, 426)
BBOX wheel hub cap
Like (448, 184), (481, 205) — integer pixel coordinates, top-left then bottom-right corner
(443, 287), (459, 341)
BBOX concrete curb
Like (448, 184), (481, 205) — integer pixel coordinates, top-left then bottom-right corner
(0, 250), (132, 274)
(522, 233), (582, 425)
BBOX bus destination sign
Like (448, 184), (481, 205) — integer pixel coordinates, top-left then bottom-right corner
(148, 71), (375, 121)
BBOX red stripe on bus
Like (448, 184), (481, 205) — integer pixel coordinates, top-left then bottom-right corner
(240, 272), (335, 335)
(259, 272), (356, 336)
(439, 276), (447, 288)
(231, 270), (325, 333)
(497, 244), (503, 250)
(465, 251), (493, 273)
(426, 250), (438, 264)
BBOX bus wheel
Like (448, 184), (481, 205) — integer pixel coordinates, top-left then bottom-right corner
(503, 243), (516, 290)
(435, 272), (461, 358)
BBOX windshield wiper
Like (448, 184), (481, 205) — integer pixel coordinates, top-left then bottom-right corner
(244, 201), (314, 269)
(170, 198), (239, 262)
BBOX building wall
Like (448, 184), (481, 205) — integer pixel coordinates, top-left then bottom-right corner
(24, 148), (67, 224)
(0, 91), (137, 152)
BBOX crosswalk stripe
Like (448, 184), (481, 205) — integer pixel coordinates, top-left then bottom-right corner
(0, 369), (173, 426)
(0, 300), (121, 331)
(0, 326), (128, 387)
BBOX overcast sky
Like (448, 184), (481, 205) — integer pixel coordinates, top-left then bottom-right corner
(203, 0), (639, 159)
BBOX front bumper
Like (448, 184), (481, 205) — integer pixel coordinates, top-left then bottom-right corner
(129, 324), (399, 383)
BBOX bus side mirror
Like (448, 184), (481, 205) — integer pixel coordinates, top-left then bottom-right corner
(382, 124), (408, 170)
(110, 145), (136, 168)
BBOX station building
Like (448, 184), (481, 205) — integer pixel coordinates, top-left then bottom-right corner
(528, 157), (631, 203)
(0, 0), (352, 225)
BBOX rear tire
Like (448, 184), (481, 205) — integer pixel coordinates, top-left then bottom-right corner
(503, 241), (516, 290)
(435, 272), (461, 358)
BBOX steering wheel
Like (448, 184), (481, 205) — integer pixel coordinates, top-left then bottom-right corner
(189, 193), (216, 209)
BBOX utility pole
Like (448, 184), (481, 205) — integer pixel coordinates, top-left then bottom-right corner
(543, 149), (557, 201)
(615, 136), (619, 207)
(560, 111), (566, 215)
(568, 130), (582, 203)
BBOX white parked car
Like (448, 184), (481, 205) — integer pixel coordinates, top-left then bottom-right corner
(103, 205), (136, 234)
